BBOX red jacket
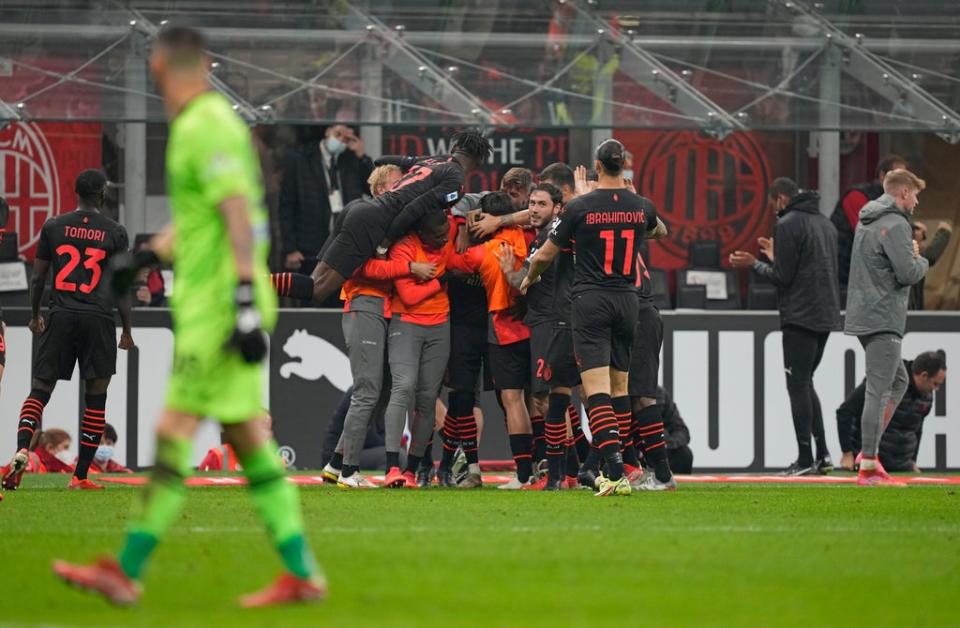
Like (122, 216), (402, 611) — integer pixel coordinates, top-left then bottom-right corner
(198, 444), (241, 472)
(33, 447), (74, 473)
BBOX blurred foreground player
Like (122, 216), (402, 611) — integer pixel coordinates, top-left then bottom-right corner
(2, 170), (133, 492)
(523, 140), (659, 497)
(53, 25), (323, 607)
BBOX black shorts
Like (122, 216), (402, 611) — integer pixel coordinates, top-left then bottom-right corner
(445, 324), (493, 392)
(320, 199), (390, 279)
(35, 310), (117, 381)
(488, 339), (530, 391)
(545, 323), (580, 388)
(628, 305), (663, 398)
(572, 291), (638, 373)
(528, 322), (552, 395)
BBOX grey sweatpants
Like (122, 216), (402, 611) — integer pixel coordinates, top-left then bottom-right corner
(339, 305), (389, 467)
(385, 318), (450, 457)
(858, 333), (909, 458)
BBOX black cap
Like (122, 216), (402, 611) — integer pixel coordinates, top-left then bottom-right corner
(595, 139), (625, 175)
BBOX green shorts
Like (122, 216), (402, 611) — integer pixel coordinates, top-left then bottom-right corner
(165, 333), (264, 424)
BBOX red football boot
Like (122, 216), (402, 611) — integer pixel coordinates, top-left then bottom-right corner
(522, 475), (548, 490)
(383, 466), (406, 488)
(239, 573), (327, 608)
(69, 477), (105, 490)
(2, 449), (29, 491)
(857, 461), (907, 487)
(400, 470), (418, 488)
(53, 556), (141, 606)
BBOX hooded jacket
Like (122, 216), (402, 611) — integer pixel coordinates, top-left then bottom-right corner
(753, 191), (842, 332)
(844, 194), (928, 337)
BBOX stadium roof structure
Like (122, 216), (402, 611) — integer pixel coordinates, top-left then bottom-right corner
(2, 0), (960, 140)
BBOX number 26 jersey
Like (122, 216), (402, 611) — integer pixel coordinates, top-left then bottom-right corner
(35, 209), (129, 319)
(548, 188), (658, 296)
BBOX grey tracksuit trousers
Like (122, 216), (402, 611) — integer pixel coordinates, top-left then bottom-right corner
(385, 318), (450, 458)
(858, 333), (910, 459)
(338, 297), (389, 467)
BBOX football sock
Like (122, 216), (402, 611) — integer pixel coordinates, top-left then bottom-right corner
(587, 394), (623, 481)
(405, 454), (421, 474)
(422, 437), (434, 464)
(328, 452), (343, 470)
(545, 393), (569, 482)
(269, 272), (314, 300)
(118, 435), (191, 579)
(240, 441), (316, 579)
(569, 404), (590, 462)
(581, 446), (601, 474)
(74, 393), (107, 480)
(385, 451), (400, 472)
(530, 414), (546, 463)
(439, 408), (461, 470)
(449, 391), (478, 465)
(508, 433), (533, 482)
(17, 389), (50, 451)
(634, 404), (673, 483)
(564, 443), (580, 479)
(613, 396), (639, 468)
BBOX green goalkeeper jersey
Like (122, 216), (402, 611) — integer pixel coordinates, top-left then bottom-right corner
(165, 91), (277, 342)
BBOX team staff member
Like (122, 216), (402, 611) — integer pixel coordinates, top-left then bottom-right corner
(310, 130), (492, 303)
(845, 169), (929, 487)
(377, 212), (453, 489)
(315, 166), (437, 488)
(448, 192), (534, 489)
(523, 140), (659, 497)
(836, 350), (945, 472)
(2, 170), (133, 492)
(498, 183), (568, 489)
(832, 154), (908, 290)
(731, 178), (842, 476)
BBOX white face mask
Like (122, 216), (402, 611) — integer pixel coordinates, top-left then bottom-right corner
(94, 445), (113, 463)
(325, 136), (346, 156)
(623, 169), (634, 182)
(56, 450), (73, 464)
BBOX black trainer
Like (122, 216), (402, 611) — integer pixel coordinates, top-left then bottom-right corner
(542, 477), (563, 491)
(576, 468), (598, 490)
(815, 455), (834, 475)
(416, 462), (436, 488)
(780, 461), (816, 476)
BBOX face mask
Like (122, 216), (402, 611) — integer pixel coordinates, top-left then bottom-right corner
(623, 170), (634, 182)
(57, 450), (73, 464)
(94, 445), (113, 463)
(325, 136), (346, 156)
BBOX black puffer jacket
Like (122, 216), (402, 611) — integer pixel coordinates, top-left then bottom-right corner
(836, 360), (934, 471)
(753, 192), (842, 333)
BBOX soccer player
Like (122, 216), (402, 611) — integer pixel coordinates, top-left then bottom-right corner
(53, 25), (323, 607)
(497, 183), (568, 490)
(628, 216), (675, 491)
(380, 211), (453, 488)
(309, 130), (492, 303)
(523, 140), (660, 497)
(1, 170), (133, 492)
(448, 192), (533, 489)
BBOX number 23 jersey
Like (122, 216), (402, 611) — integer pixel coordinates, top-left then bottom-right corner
(548, 188), (658, 296)
(35, 209), (129, 319)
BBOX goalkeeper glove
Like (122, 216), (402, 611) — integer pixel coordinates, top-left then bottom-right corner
(227, 280), (268, 363)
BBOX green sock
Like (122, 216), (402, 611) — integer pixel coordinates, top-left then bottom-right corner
(240, 442), (316, 579)
(118, 436), (191, 580)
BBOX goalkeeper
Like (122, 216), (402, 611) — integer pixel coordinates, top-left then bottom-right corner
(53, 24), (324, 608)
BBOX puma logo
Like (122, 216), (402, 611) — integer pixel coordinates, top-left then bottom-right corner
(279, 329), (351, 391)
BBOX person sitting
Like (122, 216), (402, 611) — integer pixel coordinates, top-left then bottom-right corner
(199, 413), (276, 472)
(836, 350), (946, 472)
(33, 429), (75, 473)
(78, 423), (132, 474)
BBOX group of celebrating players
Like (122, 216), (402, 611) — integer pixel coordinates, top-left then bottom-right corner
(270, 131), (677, 496)
(0, 21), (678, 607)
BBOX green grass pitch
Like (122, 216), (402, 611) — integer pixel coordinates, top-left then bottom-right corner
(2, 474), (958, 627)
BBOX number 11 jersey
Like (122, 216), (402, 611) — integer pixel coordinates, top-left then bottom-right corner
(548, 188), (658, 296)
(35, 209), (129, 319)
